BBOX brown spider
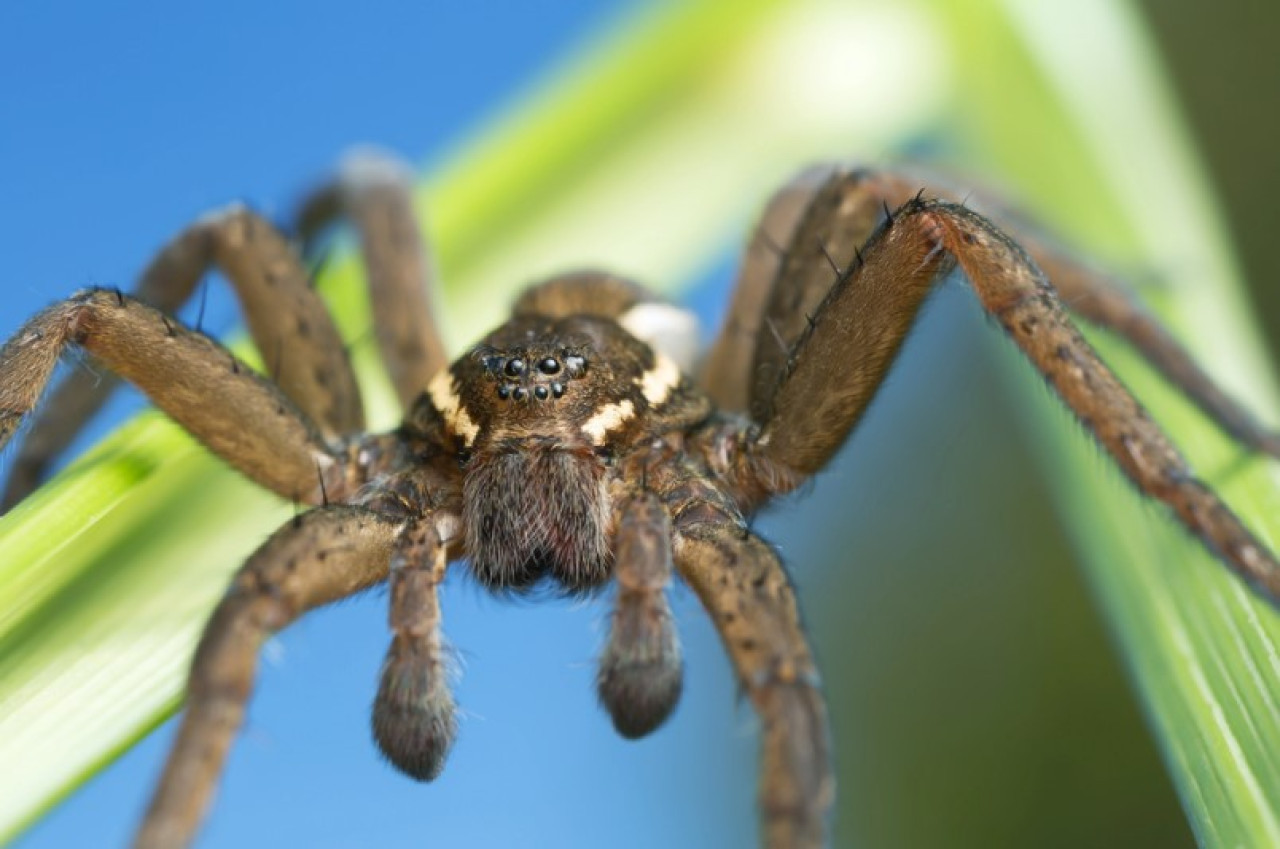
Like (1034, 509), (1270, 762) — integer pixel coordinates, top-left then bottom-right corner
(2, 153), (1278, 849)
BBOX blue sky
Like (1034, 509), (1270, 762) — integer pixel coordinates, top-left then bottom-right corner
(0, 2), (773, 847)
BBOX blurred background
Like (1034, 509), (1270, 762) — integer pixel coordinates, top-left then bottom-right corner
(1, 1), (1278, 847)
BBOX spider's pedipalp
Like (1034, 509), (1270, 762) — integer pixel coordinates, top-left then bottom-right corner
(373, 513), (456, 780)
(0, 289), (344, 504)
(135, 506), (401, 849)
(597, 490), (682, 739)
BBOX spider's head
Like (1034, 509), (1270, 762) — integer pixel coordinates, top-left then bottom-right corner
(417, 311), (707, 592)
(433, 313), (689, 452)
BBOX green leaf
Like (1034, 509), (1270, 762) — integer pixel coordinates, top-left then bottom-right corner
(940, 1), (1280, 844)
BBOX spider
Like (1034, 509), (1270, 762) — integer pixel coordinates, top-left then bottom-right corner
(1, 152), (1278, 849)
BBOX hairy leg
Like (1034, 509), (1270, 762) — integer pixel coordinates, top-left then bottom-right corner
(731, 172), (1280, 600)
(699, 165), (838, 413)
(674, 519), (830, 849)
(296, 151), (447, 409)
(0, 289), (345, 504)
(597, 490), (682, 738)
(703, 165), (1280, 457)
(2, 206), (362, 508)
(133, 506), (401, 849)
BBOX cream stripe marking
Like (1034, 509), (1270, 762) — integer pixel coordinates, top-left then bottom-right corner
(427, 369), (479, 446)
(581, 399), (635, 444)
(637, 353), (682, 406)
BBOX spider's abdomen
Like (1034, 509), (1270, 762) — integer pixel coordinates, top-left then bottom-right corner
(462, 442), (611, 591)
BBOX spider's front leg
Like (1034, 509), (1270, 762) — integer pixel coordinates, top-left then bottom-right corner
(724, 166), (1280, 601)
(0, 205), (364, 509)
(0, 289), (349, 503)
(134, 506), (402, 849)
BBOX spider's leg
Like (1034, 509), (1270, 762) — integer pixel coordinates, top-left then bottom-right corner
(733, 170), (1280, 600)
(700, 165), (841, 413)
(674, 516), (830, 849)
(707, 165), (1280, 459)
(371, 511), (458, 780)
(597, 490), (682, 739)
(861, 168), (1280, 457)
(1014, 228), (1280, 456)
(0, 290), (347, 503)
(133, 506), (401, 849)
(295, 151), (448, 408)
(1, 206), (362, 508)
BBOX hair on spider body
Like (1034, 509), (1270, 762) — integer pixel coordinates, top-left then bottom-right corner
(5, 153), (1280, 849)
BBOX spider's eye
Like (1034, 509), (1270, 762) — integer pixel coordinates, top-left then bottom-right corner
(537, 357), (560, 375)
(564, 354), (586, 377)
(533, 385), (549, 401)
(496, 384), (511, 400)
(504, 358), (526, 377)
(512, 386), (528, 401)
(550, 382), (565, 398)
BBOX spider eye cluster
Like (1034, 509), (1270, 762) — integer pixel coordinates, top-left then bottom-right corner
(482, 348), (587, 403)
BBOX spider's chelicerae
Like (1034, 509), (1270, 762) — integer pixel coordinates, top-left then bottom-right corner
(2, 154), (1279, 849)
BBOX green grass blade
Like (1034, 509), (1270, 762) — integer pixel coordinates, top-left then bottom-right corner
(940, 0), (1280, 844)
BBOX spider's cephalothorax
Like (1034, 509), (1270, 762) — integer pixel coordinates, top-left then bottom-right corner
(411, 310), (710, 591)
(2, 153), (1280, 849)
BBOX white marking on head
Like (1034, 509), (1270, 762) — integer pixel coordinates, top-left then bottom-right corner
(618, 302), (700, 375)
(427, 369), (479, 446)
(637, 353), (683, 407)
(581, 399), (635, 445)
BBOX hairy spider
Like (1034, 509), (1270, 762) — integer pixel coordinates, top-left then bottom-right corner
(2, 153), (1278, 849)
